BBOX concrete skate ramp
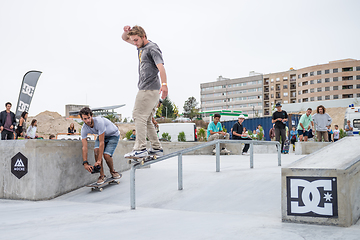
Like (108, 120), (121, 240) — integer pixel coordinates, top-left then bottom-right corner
(282, 137), (360, 227)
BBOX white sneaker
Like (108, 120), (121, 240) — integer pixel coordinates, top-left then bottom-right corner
(212, 148), (216, 154)
(221, 148), (230, 154)
(148, 148), (164, 156)
(242, 152), (250, 156)
(124, 149), (148, 158)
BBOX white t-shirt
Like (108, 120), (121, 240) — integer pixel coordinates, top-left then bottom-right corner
(333, 129), (340, 139)
(81, 117), (119, 139)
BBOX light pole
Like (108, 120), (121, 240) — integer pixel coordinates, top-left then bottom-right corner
(165, 106), (168, 119)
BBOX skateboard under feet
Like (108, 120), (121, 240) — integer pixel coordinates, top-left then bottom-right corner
(86, 175), (122, 192)
(126, 155), (157, 165)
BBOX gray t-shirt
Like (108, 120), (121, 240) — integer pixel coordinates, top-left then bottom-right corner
(137, 40), (164, 90)
(345, 124), (354, 136)
(81, 117), (119, 139)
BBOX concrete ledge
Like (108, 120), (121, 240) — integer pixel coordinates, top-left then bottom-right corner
(295, 142), (332, 155)
(282, 137), (360, 227)
(0, 139), (278, 201)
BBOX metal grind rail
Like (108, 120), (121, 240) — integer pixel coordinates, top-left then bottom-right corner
(130, 139), (281, 209)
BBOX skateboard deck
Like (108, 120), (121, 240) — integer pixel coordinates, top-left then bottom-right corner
(87, 175), (122, 192)
(126, 155), (157, 165)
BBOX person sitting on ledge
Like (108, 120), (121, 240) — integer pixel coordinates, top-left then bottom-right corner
(207, 113), (230, 154)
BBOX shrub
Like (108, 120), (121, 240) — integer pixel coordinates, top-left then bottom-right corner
(125, 130), (132, 140)
(256, 127), (264, 141)
(198, 128), (207, 142)
(339, 129), (347, 139)
(162, 132), (171, 141)
(178, 131), (186, 142)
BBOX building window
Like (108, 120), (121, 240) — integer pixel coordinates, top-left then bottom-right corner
(325, 78), (330, 82)
(302, 73), (308, 78)
(325, 87), (330, 91)
(318, 96), (322, 101)
(333, 95), (339, 99)
(284, 92), (288, 96)
(298, 99), (301, 103)
(303, 98), (309, 102)
(342, 67), (353, 72)
(310, 97), (315, 101)
(317, 87), (322, 92)
(298, 83), (301, 87)
(271, 79), (274, 82)
(343, 76), (353, 81)
(325, 69), (330, 74)
(356, 75), (360, 80)
(357, 93), (360, 98)
(284, 100), (288, 103)
(271, 86), (274, 90)
(357, 84), (360, 89)
(310, 88), (315, 93)
(333, 86), (338, 90)
(298, 75), (301, 79)
(333, 77), (338, 82)
(317, 79), (322, 83)
(325, 95), (330, 100)
(310, 71), (314, 76)
(317, 70), (322, 75)
(310, 80), (314, 84)
(356, 66), (360, 71)
(271, 94), (274, 98)
(302, 81), (308, 86)
(302, 90), (308, 94)
(283, 85), (288, 89)
(342, 85), (353, 90)
(333, 68), (338, 73)
(298, 91), (301, 95)
(276, 78), (280, 81)
(283, 77), (288, 81)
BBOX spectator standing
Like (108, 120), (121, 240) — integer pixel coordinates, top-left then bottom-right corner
(312, 105), (332, 142)
(327, 125), (333, 142)
(15, 111), (28, 139)
(272, 102), (288, 153)
(68, 123), (76, 134)
(297, 108), (314, 142)
(333, 125), (340, 142)
(269, 124), (276, 141)
(232, 114), (251, 155)
(207, 113), (230, 154)
(345, 120), (354, 136)
(0, 102), (16, 140)
(26, 119), (38, 139)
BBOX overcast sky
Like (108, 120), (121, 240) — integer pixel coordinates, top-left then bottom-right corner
(1, 0), (359, 120)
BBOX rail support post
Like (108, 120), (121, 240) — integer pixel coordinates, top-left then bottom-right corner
(130, 166), (136, 210)
(277, 142), (281, 166)
(216, 141), (220, 172)
(178, 153), (183, 190)
(250, 142), (254, 168)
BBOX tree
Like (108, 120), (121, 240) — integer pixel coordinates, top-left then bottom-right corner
(173, 103), (179, 118)
(183, 96), (199, 120)
(123, 118), (127, 123)
(160, 97), (175, 118)
(104, 113), (120, 123)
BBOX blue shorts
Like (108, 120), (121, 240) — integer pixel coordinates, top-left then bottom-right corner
(94, 135), (120, 157)
(297, 129), (309, 137)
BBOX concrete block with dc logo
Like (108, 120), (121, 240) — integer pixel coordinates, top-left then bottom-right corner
(281, 137), (360, 227)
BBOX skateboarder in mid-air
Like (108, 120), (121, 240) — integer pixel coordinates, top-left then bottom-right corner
(122, 25), (168, 158)
(79, 107), (121, 184)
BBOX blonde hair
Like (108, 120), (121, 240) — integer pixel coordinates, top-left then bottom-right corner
(127, 25), (147, 39)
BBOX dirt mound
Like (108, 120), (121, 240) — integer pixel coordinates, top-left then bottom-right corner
(26, 111), (135, 139)
(27, 111), (82, 139)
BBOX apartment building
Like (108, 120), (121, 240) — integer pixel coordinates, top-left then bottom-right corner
(297, 59), (360, 103)
(200, 75), (263, 117)
(263, 69), (297, 116)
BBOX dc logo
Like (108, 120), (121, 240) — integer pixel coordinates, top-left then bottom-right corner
(18, 101), (30, 112)
(286, 177), (338, 217)
(22, 83), (35, 97)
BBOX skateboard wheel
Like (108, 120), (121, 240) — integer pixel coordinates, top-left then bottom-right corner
(99, 188), (103, 192)
(127, 160), (132, 164)
(153, 155), (157, 159)
(141, 160), (145, 165)
(116, 181), (120, 184)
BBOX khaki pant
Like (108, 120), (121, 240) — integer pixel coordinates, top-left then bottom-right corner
(132, 90), (161, 151)
(208, 133), (230, 149)
(316, 131), (328, 142)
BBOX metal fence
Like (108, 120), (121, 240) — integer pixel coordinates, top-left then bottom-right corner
(130, 139), (281, 209)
